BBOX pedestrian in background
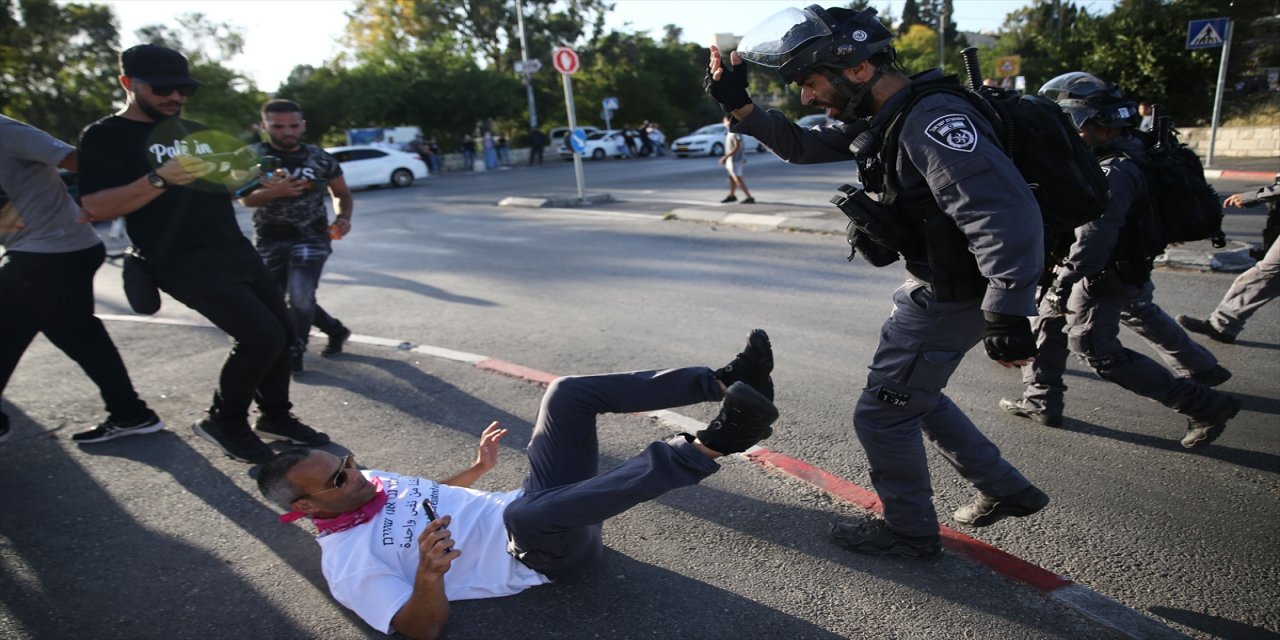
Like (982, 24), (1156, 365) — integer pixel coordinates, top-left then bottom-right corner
(527, 127), (547, 166)
(77, 44), (326, 463)
(482, 131), (499, 170)
(718, 115), (754, 204)
(460, 134), (476, 171)
(0, 115), (163, 445)
(425, 136), (442, 174)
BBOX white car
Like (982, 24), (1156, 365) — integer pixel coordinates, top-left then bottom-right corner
(550, 125), (601, 151)
(796, 113), (838, 128)
(557, 129), (627, 160)
(670, 123), (765, 158)
(324, 145), (428, 189)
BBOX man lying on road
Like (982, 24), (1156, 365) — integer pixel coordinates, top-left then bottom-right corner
(257, 331), (779, 639)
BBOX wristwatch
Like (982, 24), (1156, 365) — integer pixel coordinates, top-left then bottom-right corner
(146, 170), (167, 189)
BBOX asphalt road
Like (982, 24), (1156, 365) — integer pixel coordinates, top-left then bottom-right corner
(2, 151), (1276, 640)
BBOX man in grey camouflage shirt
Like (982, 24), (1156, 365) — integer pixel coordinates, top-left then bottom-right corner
(240, 99), (354, 375)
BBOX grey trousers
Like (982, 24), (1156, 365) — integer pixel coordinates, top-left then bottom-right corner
(503, 368), (723, 579)
(1210, 239), (1280, 338)
(1024, 274), (1228, 420)
(1026, 278), (1219, 408)
(854, 283), (1032, 538)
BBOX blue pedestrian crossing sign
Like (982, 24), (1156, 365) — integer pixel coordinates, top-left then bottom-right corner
(1186, 18), (1228, 49)
(570, 128), (589, 153)
(603, 97), (620, 110)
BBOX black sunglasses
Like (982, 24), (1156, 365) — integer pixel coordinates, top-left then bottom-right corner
(293, 454), (356, 502)
(141, 81), (198, 97)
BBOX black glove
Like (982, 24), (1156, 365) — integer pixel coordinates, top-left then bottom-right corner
(704, 59), (751, 113)
(982, 311), (1035, 363)
(848, 227), (901, 266)
(1041, 280), (1072, 317)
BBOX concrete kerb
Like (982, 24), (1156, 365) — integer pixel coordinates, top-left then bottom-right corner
(498, 193), (616, 209)
(97, 313), (1192, 640)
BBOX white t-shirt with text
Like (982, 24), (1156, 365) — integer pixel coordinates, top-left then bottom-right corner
(317, 470), (550, 634)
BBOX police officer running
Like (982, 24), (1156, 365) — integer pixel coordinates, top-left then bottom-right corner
(1001, 73), (1241, 449)
(708, 6), (1049, 557)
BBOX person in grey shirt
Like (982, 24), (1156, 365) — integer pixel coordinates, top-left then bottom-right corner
(1002, 73), (1241, 449)
(0, 115), (162, 444)
(707, 6), (1048, 558)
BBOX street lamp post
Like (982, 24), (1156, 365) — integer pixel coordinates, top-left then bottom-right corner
(516, 0), (538, 129)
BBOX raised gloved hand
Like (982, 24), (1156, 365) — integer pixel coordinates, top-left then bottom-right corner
(704, 54), (751, 113)
(1041, 280), (1072, 317)
(982, 311), (1035, 365)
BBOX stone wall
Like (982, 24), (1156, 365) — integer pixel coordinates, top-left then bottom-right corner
(1177, 126), (1279, 158)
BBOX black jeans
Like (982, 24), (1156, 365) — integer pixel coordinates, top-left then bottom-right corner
(257, 235), (343, 356)
(161, 262), (293, 422)
(0, 244), (150, 421)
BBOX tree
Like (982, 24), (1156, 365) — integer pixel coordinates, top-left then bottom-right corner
(0, 0), (120, 142)
(1075, 0), (1272, 125)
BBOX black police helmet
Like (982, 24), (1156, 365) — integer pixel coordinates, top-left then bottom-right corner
(1040, 71), (1137, 130)
(738, 5), (894, 84)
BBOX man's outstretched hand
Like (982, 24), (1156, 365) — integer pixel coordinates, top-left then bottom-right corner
(706, 46), (752, 113)
(474, 422), (508, 473)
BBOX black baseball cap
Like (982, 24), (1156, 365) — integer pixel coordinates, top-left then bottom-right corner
(120, 44), (202, 86)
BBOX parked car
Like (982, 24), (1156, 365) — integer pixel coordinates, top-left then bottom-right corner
(324, 145), (428, 189)
(557, 129), (627, 160)
(670, 123), (765, 158)
(795, 113), (838, 128)
(549, 126), (601, 152)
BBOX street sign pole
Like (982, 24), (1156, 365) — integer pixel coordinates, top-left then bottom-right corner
(1207, 20), (1233, 167)
(515, 0), (537, 128)
(562, 73), (586, 202)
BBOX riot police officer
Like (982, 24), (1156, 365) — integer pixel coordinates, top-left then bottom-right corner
(707, 6), (1049, 557)
(1001, 72), (1240, 449)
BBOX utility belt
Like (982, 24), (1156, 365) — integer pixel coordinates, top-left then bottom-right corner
(832, 184), (987, 302)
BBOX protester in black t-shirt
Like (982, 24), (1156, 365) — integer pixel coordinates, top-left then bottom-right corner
(77, 44), (328, 464)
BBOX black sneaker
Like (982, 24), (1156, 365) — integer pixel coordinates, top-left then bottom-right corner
(255, 413), (330, 446)
(714, 329), (774, 400)
(953, 484), (1050, 527)
(694, 381), (778, 455)
(1189, 364), (1232, 388)
(998, 398), (1062, 428)
(290, 350), (304, 376)
(72, 411), (166, 444)
(720, 195), (737, 203)
(741, 197), (755, 204)
(1177, 315), (1235, 344)
(1182, 395), (1242, 449)
(321, 326), (352, 357)
(192, 415), (275, 463)
(830, 519), (941, 558)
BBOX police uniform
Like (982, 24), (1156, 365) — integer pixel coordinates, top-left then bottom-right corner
(1019, 135), (1233, 422)
(736, 69), (1043, 537)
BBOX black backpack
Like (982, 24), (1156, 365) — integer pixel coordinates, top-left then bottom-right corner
(1133, 125), (1224, 247)
(876, 74), (1109, 251)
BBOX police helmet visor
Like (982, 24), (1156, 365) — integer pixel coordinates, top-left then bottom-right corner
(1057, 99), (1098, 130)
(737, 7), (832, 69)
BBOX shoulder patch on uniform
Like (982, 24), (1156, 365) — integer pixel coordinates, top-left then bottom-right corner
(924, 114), (978, 152)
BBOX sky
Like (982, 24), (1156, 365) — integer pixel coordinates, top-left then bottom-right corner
(88, 0), (1119, 91)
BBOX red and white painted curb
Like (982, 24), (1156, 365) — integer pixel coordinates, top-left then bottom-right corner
(100, 315), (1190, 639)
(1202, 168), (1276, 182)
